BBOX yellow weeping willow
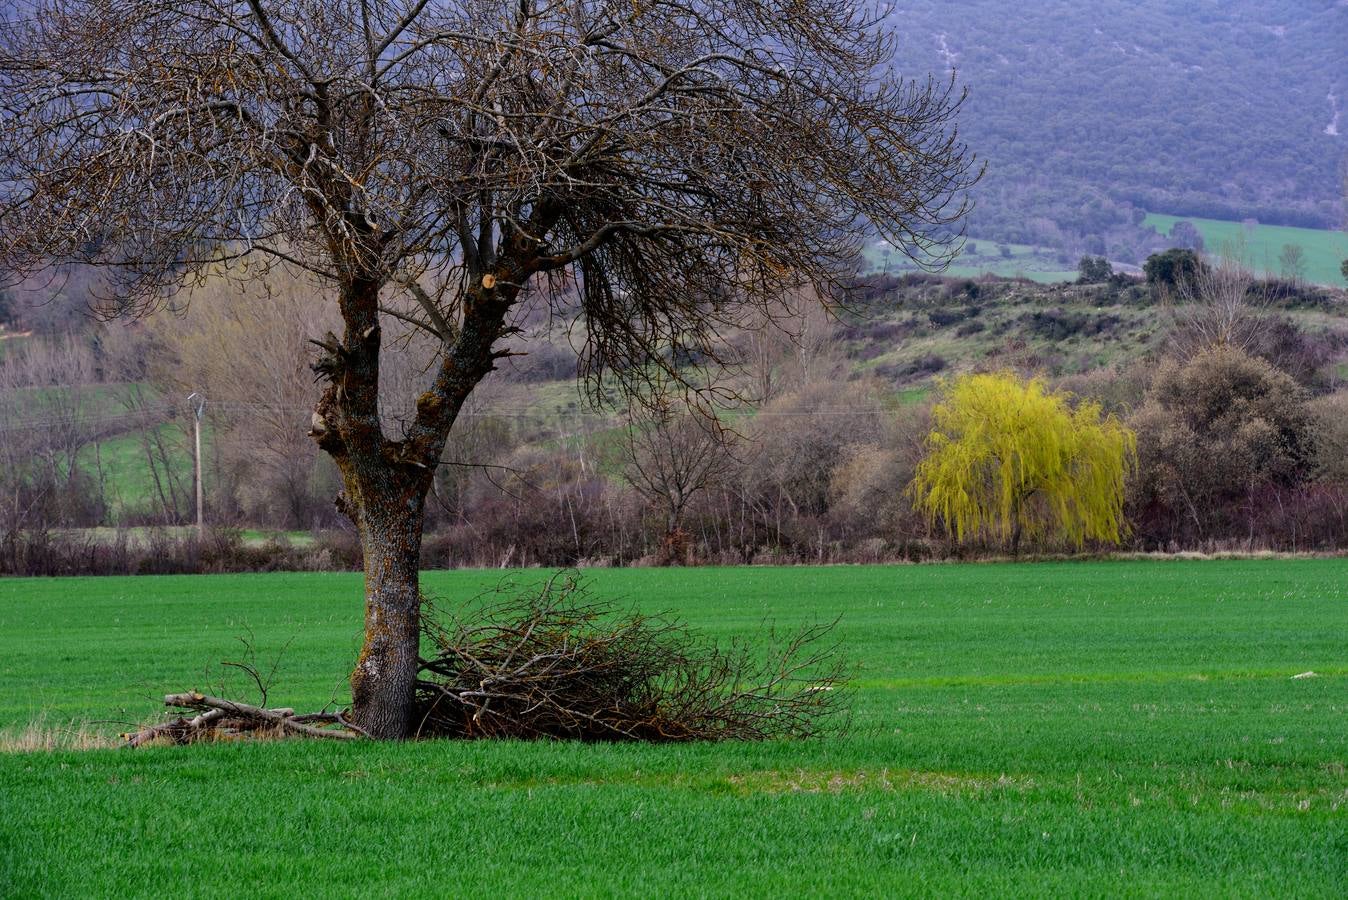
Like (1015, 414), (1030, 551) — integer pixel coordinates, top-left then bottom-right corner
(910, 372), (1136, 552)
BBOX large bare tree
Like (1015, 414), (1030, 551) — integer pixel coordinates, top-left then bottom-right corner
(0, 0), (976, 737)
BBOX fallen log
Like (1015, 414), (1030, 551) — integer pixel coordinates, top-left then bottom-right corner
(123, 692), (366, 747)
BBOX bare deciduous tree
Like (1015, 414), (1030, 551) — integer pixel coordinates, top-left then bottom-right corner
(1, 0), (976, 737)
(1278, 243), (1306, 285)
(1172, 251), (1267, 355)
(0, 335), (106, 541)
(622, 403), (736, 564)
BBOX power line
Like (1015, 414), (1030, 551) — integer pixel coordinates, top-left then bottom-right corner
(0, 391), (901, 437)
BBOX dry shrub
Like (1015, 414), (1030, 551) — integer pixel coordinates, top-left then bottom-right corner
(413, 573), (849, 742)
(1310, 391), (1348, 485)
(1128, 346), (1316, 546)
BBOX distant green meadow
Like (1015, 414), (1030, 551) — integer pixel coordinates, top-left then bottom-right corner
(79, 424), (194, 521)
(1145, 214), (1348, 286)
(2, 561), (1345, 896)
(864, 237), (1081, 284)
(864, 216), (1348, 288)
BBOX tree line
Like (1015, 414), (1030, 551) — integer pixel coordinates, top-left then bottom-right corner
(5, 265), (1348, 574)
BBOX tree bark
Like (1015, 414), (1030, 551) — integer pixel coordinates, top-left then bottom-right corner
(348, 470), (428, 739)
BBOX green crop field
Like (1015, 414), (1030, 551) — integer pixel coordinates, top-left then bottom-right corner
(1145, 214), (1348, 287)
(2, 561), (1346, 896)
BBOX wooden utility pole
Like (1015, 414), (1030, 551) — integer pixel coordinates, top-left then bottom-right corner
(188, 392), (205, 538)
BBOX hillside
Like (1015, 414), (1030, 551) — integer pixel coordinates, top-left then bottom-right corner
(1141, 214), (1348, 285)
(838, 275), (1348, 394)
(882, 1), (1347, 255)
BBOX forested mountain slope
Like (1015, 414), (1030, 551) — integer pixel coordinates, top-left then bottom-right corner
(884, 0), (1346, 251)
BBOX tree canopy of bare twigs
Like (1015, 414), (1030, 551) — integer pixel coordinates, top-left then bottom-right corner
(0, 0), (975, 738)
(0, 335), (111, 556)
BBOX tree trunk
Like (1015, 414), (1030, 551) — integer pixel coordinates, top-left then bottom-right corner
(311, 273), (515, 738)
(660, 504), (691, 566)
(347, 466), (429, 740)
(308, 277), (438, 740)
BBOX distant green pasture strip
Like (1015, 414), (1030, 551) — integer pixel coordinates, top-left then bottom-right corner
(1145, 213), (1348, 285)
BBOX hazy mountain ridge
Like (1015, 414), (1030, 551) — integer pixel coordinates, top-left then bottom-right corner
(884, 0), (1346, 252)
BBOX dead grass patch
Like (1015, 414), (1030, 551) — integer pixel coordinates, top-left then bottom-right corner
(0, 717), (116, 752)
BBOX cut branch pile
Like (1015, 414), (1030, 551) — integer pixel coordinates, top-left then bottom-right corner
(123, 693), (365, 747)
(412, 573), (850, 741)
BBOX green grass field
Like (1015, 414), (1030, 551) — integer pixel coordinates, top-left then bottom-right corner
(1145, 214), (1348, 287)
(865, 217), (1348, 288)
(2, 561), (1346, 896)
(864, 238), (1082, 284)
(79, 423), (195, 522)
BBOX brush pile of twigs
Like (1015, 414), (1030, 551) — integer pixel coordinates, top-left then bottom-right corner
(412, 573), (850, 741)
